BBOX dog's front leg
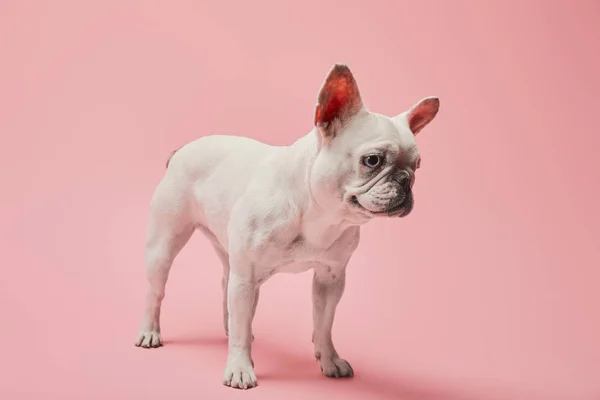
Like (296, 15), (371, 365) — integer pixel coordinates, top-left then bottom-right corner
(312, 267), (354, 378)
(222, 262), (258, 389)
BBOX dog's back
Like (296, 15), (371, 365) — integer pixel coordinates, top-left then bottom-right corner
(166, 135), (271, 174)
(155, 135), (275, 246)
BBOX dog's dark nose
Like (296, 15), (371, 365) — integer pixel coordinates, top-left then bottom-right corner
(397, 171), (411, 192)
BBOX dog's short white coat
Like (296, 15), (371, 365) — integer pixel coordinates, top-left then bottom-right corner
(135, 64), (439, 389)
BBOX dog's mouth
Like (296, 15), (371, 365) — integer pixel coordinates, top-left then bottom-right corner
(349, 195), (412, 217)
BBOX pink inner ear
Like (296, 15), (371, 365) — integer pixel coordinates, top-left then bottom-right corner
(408, 114), (426, 131)
(317, 82), (349, 124)
(315, 66), (361, 126)
(408, 98), (439, 134)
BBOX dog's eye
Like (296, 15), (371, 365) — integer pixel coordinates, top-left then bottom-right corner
(363, 155), (382, 168)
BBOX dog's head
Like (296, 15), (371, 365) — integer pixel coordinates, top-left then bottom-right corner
(309, 64), (439, 222)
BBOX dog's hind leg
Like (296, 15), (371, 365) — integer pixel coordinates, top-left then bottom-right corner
(135, 176), (194, 348)
(213, 245), (231, 337)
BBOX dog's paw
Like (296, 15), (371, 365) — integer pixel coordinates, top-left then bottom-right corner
(222, 359), (257, 389)
(318, 355), (354, 378)
(135, 330), (162, 348)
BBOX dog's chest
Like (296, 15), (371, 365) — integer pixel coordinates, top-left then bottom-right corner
(254, 225), (360, 281)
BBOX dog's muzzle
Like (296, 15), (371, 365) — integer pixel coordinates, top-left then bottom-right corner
(383, 190), (413, 216)
(387, 172), (413, 216)
(395, 170), (412, 192)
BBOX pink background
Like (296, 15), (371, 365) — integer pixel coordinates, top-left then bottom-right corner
(1, 1), (599, 399)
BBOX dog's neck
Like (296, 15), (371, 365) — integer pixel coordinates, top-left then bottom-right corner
(282, 129), (366, 248)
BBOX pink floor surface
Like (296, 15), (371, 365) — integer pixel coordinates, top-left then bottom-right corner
(1, 1), (599, 399)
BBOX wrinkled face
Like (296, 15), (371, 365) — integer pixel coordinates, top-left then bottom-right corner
(310, 64), (439, 222)
(343, 113), (420, 218)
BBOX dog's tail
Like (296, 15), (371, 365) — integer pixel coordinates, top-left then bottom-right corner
(165, 147), (182, 169)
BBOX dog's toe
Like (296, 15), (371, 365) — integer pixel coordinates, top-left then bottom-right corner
(135, 331), (162, 348)
(320, 357), (354, 378)
(222, 361), (258, 389)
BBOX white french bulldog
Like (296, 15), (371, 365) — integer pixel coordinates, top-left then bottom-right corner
(135, 64), (439, 389)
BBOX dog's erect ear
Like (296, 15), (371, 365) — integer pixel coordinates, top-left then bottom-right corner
(314, 64), (363, 138)
(394, 97), (440, 135)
